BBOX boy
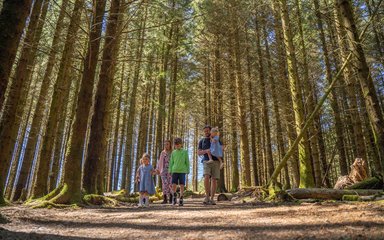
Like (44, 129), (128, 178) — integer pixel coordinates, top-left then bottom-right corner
(169, 137), (190, 206)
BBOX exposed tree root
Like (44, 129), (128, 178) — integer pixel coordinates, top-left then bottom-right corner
(104, 190), (163, 203)
(31, 201), (79, 209)
(48, 184), (72, 204)
(25, 184), (65, 205)
(83, 194), (118, 207)
(26, 184), (83, 208)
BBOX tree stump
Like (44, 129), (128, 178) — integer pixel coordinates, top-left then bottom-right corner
(334, 158), (368, 189)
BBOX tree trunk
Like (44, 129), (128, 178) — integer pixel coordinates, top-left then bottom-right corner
(263, 25), (290, 189)
(30, 0), (83, 199)
(0, 0), (46, 202)
(214, 45), (227, 192)
(111, 73), (124, 190)
(277, 0), (314, 188)
(335, 0), (384, 175)
(228, 35), (239, 192)
(83, 0), (123, 196)
(293, 0), (323, 187)
(12, 0), (70, 202)
(153, 11), (174, 186)
(121, 8), (147, 191)
(193, 122), (198, 192)
(47, 0), (107, 201)
(245, 31), (259, 186)
(255, 15), (274, 179)
(271, 2), (300, 187)
(233, 23), (251, 187)
(314, 0), (349, 180)
(0, 0), (32, 111)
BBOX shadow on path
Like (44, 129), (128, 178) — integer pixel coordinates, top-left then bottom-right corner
(0, 227), (98, 240)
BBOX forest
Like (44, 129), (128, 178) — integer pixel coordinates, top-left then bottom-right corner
(0, 0), (384, 239)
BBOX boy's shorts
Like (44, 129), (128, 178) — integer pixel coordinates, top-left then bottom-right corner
(172, 173), (186, 185)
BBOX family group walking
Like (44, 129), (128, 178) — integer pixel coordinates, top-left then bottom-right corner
(135, 125), (223, 207)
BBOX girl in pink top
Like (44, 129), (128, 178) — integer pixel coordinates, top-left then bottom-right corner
(156, 140), (173, 204)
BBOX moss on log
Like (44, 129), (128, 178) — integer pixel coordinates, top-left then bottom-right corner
(342, 195), (360, 201)
(287, 188), (383, 200)
(347, 177), (383, 189)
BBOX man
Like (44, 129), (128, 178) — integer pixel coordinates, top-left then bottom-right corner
(198, 125), (221, 205)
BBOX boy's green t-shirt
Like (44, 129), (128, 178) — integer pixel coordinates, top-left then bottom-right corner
(169, 148), (190, 174)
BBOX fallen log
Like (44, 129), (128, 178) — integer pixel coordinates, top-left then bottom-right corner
(217, 193), (234, 201)
(286, 188), (383, 200)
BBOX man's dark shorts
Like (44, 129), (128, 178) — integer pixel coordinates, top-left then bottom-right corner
(172, 173), (186, 185)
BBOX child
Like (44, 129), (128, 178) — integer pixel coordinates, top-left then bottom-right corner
(169, 137), (190, 206)
(206, 127), (224, 169)
(156, 140), (173, 204)
(135, 153), (156, 207)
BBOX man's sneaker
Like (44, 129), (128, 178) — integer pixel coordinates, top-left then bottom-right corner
(203, 196), (210, 205)
(179, 197), (184, 206)
(172, 193), (177, 205)
(137, 203), (144, 208)
(210, 199), (216, 205)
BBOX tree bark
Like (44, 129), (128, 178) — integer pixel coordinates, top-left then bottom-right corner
(30, 0), (83, 199)
(152, 5), (174, 187)
(83, 0), (123, 195)
(0, 0), (33, 112)
(271, 2), (300, 187)
(228, 35), (239, 192)
(277, 0), (314, 188)
(233, 18), (251, 187)
(12, 0), (70, 202)
(314, 0), (350, 179)
(335, 0), (384, 174)
(121, 7), (147, 191)
(255, 14), (274, 179)
(0, 0), (44, 202)
(263, 24), (290, 188)
(245, 30), (259, 186)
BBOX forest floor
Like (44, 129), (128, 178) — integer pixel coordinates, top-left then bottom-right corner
(1, 198), (384, 239)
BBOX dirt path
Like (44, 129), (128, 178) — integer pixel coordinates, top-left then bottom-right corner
(1, 198), (384, 239)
